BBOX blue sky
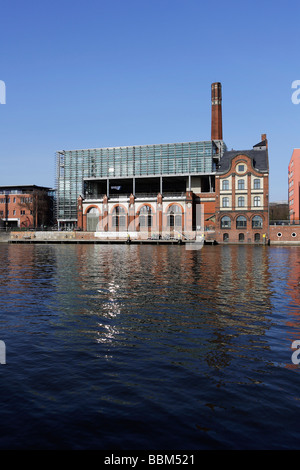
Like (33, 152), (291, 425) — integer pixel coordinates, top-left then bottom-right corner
(0, 0), (299, 201)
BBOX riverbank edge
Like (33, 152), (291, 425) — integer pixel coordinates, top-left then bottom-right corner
(4, 230), (300, 246)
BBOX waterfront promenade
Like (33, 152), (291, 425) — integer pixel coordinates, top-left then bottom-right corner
(6, 227), (300, 245)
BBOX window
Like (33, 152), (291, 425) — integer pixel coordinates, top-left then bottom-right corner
(254, 196), (261, 207)
(237, 179), (245, 190)
(253, 179), (260, 189)
(222, 180), (229, 190)
(238, 164), (245, 172)
(236, 216), (247, 229)
(21, 210), (25, 215)
(139, 205), (152, 228)
(254, 233), (260, 242)
(239, 233), (245, 242)
(252, 216), (263, 228)
(167, 205), (182, 228)
(13, 210), (16, 215)
(223, 233), (229, 241)
(221, 216), (231, 229)
(13, 197), (16, 203)
(222, 197), (229, 208)
(112, 206), (126, 228)
(238, 196), (245, 207)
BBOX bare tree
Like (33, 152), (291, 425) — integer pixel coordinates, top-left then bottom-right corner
(18, 190), (52, 229)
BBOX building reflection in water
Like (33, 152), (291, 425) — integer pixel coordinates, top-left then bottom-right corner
(51, 244), (273, 378)
(2, 243), (282, 378)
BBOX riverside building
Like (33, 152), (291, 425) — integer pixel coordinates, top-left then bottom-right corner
(56, 83), (225, 234)
(288, 149), (300, 223)
(214, 136), (269, 244)
(55, 82), (269, 243)
(0, 185), (54, 229)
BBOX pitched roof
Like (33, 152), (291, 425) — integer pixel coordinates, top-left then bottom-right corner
(217, 148), (269, 174)
(253, 139), (267, 148)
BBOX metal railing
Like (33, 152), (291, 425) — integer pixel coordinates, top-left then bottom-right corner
(84, 194), (105, 200)
(270, 220), (300, 226)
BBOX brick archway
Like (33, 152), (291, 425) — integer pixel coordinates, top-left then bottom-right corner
(84, 204), (101, 215)
(164, 203), (184, 231)
(136, 203), (156, 232)
(85, 205), (101, 232)
(109, 204), (128, 231)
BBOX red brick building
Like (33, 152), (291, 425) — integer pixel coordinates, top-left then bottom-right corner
(214, 135), (269, 244)
(288, 149), (300, 223)
(0, 185), (54, 229)
(73, 83), (271, 244)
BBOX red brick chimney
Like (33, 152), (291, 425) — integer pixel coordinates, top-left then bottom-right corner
(261, 133), (268, 148)
(211, 82), (223, 140)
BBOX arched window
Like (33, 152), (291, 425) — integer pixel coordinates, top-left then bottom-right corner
(238, 179), (245, 190)
(239, 233), (245, 242)
(254, 196), (261, 207)
(86, 207), (100, 232)
(254, 179), (260, 189)
(223, 233), (229, 241)
(167, 205), (182, 228)
(87, 207), (99, 214)
(112, 206), (126, 228)
(238, 196), (245, 207)
(222, 197), (229, 208)
(254, 233), (260, 242)
(139, 205), (152, 228)
(221, 216), (231, 229)
(236, 216), (247, 229)
(252, 215), (263, 228)
(222, 180), (229, 190)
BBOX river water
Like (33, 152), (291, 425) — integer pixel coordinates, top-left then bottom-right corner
(0, 243), (300, 450)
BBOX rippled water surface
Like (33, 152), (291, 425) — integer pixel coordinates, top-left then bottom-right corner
(0, 243), (300, 449)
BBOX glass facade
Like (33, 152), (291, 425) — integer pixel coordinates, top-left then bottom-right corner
(56, 140), (225, 223)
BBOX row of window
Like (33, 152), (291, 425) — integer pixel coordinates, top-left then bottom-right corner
(221, 215), (263, 229)
(111, 214), (182, 228)
(223, 233), (261, 242)
(0, 210), (32, 216)
(222, 196), (262, 207)
(221, 179), (261, 190)
(0, 197), (32, 204)
(88, 204), (183, 228)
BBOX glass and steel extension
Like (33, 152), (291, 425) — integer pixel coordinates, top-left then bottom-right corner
(56, 140), (225, 226)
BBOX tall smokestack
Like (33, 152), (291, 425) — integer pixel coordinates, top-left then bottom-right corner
(211, 82), (223, 141)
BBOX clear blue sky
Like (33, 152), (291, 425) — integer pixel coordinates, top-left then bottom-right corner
(0, 0), (299, 201)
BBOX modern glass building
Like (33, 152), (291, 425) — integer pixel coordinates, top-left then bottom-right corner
(56, 140), (226, 228)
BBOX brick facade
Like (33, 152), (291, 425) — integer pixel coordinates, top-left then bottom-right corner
(0, 185), (54, 229)
(288, 149), (300, 222)
(269, 225), (300, 244)
(215, 152), (269, 244)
